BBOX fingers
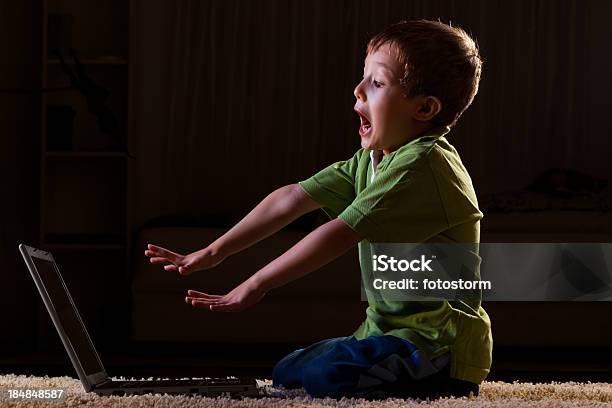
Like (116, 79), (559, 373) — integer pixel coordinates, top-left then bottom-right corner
(146, 244), (181, 262)
(148, 257), (169, 264)
(178, 265), (192, 275)
(144, 249), (160, 258)
(187, 290), (222, 299)
(209, 302), (239, 312)
(188, 299), (236, 312)
(149, 256), (182, 274)
(185, 295), (222, 304)
(150, 261), (191, 275)
(188, 299), (218, 308)
(149, 259), (182, 274)
(185, 290), (232, 310)
(145, 244), (187, 274)
(186, 297), (221, 307)
(185, 290), (222, 306)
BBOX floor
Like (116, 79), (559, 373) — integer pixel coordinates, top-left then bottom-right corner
(1, 341), (611, 383)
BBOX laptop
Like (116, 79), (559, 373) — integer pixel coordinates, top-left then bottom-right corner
(18, 244), (259, 397)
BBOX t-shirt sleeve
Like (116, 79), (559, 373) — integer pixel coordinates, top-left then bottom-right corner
(338, 157), (449, 242)
(298, 149), (364, 219)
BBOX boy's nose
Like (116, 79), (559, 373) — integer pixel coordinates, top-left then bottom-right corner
(354, 82), (366, 102)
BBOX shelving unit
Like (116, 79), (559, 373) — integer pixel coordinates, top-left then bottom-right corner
(47, 58), (128, 65)
(39, 0), (133, 352)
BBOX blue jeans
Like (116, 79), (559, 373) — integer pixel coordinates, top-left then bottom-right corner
(273, 335), (478, 399)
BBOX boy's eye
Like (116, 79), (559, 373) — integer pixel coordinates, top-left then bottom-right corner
(373, 80), (384, 88)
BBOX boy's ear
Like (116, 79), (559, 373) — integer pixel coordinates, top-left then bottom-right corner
(413, 96), (442, 122)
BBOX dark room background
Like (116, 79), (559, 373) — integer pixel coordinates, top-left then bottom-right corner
(2, 0), (612, 368)
(131, 0), (612, 225)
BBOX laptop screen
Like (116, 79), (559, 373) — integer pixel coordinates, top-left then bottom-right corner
(32, 257), (103, 376)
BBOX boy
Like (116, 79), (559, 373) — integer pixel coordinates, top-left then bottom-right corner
(145, 20), (491, 399)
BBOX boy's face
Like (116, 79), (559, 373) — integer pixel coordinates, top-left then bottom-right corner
(354, 43), (424, 154)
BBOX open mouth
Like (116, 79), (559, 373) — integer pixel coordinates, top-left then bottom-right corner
(358, 113), (372, 137)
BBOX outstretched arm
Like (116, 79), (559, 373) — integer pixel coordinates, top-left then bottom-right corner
(185, 217), (363, 311)
(146, 183), (321, 275)
(211, 183), (321, 259)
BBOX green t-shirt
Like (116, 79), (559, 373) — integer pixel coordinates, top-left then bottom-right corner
(298, 126), (492, 384)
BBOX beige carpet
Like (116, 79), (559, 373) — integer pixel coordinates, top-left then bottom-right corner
(0, 374), (611, 407)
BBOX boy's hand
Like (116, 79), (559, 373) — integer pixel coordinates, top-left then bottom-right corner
(144, 243), (224, 275)
(184, 280), (265, 312)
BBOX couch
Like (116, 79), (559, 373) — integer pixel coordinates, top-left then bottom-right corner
(132, 226), (364, 344)
(131, 211), (612, 347)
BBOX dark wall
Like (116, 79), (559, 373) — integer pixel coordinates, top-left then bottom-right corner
(131, 0), (612, 228)
(0, 0), (41, 348)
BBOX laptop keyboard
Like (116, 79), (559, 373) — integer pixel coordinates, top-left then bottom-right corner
(112, 377), (246, 388)
(93, 377), (261, 397)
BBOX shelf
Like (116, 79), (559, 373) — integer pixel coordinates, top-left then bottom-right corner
(41, 0), (131, 269)
(45, 151), (129, 158)
(43, 160), (126, 236)
(47, 58), (128, 65)
(45, 63), (128, 152)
